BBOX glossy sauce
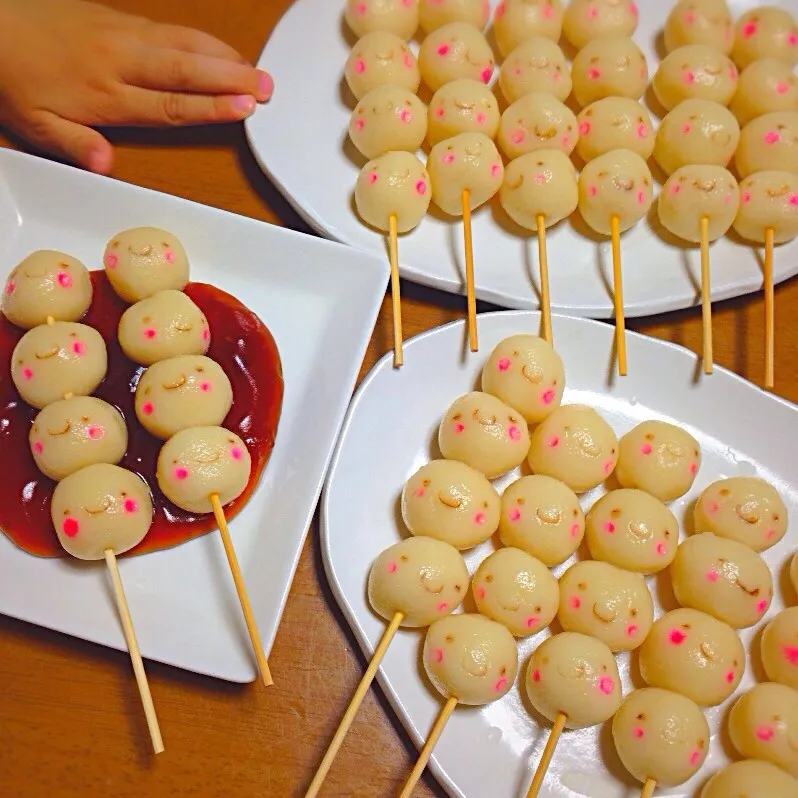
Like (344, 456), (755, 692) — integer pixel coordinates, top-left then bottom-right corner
(0, 272), (283, 558)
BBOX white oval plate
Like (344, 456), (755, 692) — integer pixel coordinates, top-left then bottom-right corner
(246, 0), (798, 319)
(321, 311), (797, 798)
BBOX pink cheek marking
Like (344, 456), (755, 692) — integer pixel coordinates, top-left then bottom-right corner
(689, 462), (698, 475)
(570, 523), (580, 538)
(62, 517), (79, 537)
(21, 367), (33, 381)
(473, 512), (486, 525)
(789, 194), (798, 206)
(729, 68), (737, 82)
(200, 382), (211, 392)
(72, 340), (86, 356)
(669, 629), (687, 645)
(569, 596), (581, 609)
(766, 529), (775, 539)
(387, 561), (397, 573)
(401, 0), (412, 6)
(756, 599), (768, 614)
(587, 6), (598, 20)
(508, 425), (522, 442)
(104, 252), (118, 269)
(475, 585), (486, 599)
(560, 134), (571, 148)
(681, 123), (692, 135)
(509, 507), (521, 522)
(174, 467), (189, 480)
(481, 68), (492, 84)
(142, 402), (154, 416)
(202, 328), (210, 341)
(415, 180), (427, 195)
(640, 442), (653, 454)
(683, 71), (695, 85)
(368, 171), (378, 184)
(5, 279), (15, 295)
(579, 120), (591, 136)
(742, 192), (751, 204)
(756, 725), (774, 742)
(689, 749), (701, 767)
(783, 645), (798, 665)
(633, 727), (644, 738)
(706, 569), (719, 582)
(684, 11), (695, 25)
(403, 53), (414, 69)
(431, 647), (444, 664)
(552, 71), (561, 81)
(398, 108), (412, 124)
(789, 32), (798, 47)
(413, 486), (425, 497)
(144, 328), (157, 339)
(164, 251), (175, 265)
(511, 129), (526, 144)
(535, 173), (546, 185)
(656, 542), (668, 557)
(532, 669), (541, 682)
(514, 66), (522, 75)
(597, 676), (615, 695)
(476, 112), (486, 125)
(231, 447), (243, 461)
(454, 421), (465, 433)
(777, 82), (791, 95)
(494, 676), (508, 693)
(547, 435), (559, 447)
(742, 22), (757, 38)
(443, 153), (455, 164)
(725, 670), (735, 683)
(637, 189), (646, 205)
(526, 616), (539, 628)
(629, 2), (637, 17)
(543, 4), (553, 18)
(32, 441), (43, 455)
(437, 44), (450, 56)
(637, 123), (648, 139)
(724, 194), (733, 205)
(123, 499), (138, 514)
(497, 357), (511, 372)
(604, 521), (615, 533)
(354, 59), (366, 74)
(588, 185), (598, 197)
(87, 426), (104, 440)
(764, 131), (781, 145)
(603, 459), (614, 475)
(354, 118), (365, 131)
(437, 601), (449, 612)
(495, 2), (505, 19)
(56, 272), (72, 288)
(706, 500), (719, 514)
(541, 389), (555, 405)
(491, 163), (501, 178)
(587, 68), (600, 80)
(626, 624), (638, 637)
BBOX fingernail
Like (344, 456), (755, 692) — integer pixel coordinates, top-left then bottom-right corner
(258, 71), (274, 102)
(233, 95), (256, 115)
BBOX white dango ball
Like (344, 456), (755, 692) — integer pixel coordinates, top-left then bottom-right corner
(497, 92), (577, 161)
(345, 32), (421, 101)
(418, 22), (495, 92)
(701, 760), (798, 798)
(156, 426), (250, 514)
(557, 559), (654, 653)
(344, 0), (419, 40)
(498, 475), (585, 567)
(134, 355), (233, 440)
(427, 132), (504, 216)
(578, 149), (653, 236)
(736, 111), (798, 179)
(585, 489), (679, 574)
(401, 459), (500, 549)
(653, 99), (740, 177)
(734, 169), (798, 245)
(693, 475), (788, 551)
(562, 0), (638, 51)
(2, 251), (92, 330)
(571, 37), (648, 109)
(500, 150), (578, 232)
(728, 682), (798, 777)
(659, 165), (739, 244)
(367, 536), (468, 626)
(761, 607), (798, 690)
(118, 289), (210, 366)
(481, 333), (565, 423)
(527, 403), (618, 493)
(526, 632), (622, 729)
(612, 688), (710, 788)
(670, 532), (773, 629)
(30, 397), (127, 482)
(355, 152), (431, 233)
(349, 85), (426, 160)
(733, 7), (798, 71)
(731, 59), (798, 127)
(423, 613), (518, 705)
(427, 80), (500, 146)
(472, 547), (559, 637)
(576, 98), (654, 162)
(664, 0), (733, 55)
(11, 322), (107, 410)
(103, 227), (189, 303)
(638, 608), (745, 707)
(498, 38), (571, 105)
(653, 44), (738, 112)
(418, 0), (489, 34)
(438, 391), (529, 479)
(51, 464), (153, 560)
(493, 0), (564, 57)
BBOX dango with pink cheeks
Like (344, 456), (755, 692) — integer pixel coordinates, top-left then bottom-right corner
(345, 32), (421, 100)
(571, 37), (648, 109)
(653, 44), (737, 112)
(497, 92), (577, 162)
(761, 608), (798, 691)
(733, 7), (798, 71)
(494, 0), (563, 56)
(344, 0), (420, 41)
(498, 37), (571, 104)
(576, 97), (654, 162)
(426, 79), (499, 146)
(664, 0), (733, 56)
(400, 458), (500, 549)
(733, 169), (798, 244)
(1, 250), (92, 330)
(418, 21), (495, 93)
(423, 613), (518, 705)
(731, 59), (798, 127)
(562, 0), (638, 50)
(736, 111), (798, 178)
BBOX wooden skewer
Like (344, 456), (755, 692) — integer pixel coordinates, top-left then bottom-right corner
(526, 711), (566, 798)
(610, 214), (627, 376)
(305, 612), (405, 797)
(536, 214), (553, 345)
(104, 548), (164, 754)
(700, 216), (713, 375)
(210, 493), (273, 687)
(764, 226), (775, 389)
(399, 696), (458, 798)
(388, 215), (404, 369)
(462, 189), (478, 352)
(641, 778), (656, 798)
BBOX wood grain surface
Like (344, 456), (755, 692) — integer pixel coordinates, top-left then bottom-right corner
(1, 2), (797, 797)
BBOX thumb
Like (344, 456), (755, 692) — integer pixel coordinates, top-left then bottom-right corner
(22, 113), (114, 174)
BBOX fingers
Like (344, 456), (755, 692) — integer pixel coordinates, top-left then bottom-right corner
(144, 24), (249, 65)
(126, 49), (273, 103)
(20, 113), (113, 174)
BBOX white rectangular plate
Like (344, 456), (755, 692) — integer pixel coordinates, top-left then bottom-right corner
(0, 147), (389, 683)
(321, 311), (797, 798)
(246, 0), (798, 319)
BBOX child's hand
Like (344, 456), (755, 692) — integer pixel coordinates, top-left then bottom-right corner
(0, 0), (273, 173)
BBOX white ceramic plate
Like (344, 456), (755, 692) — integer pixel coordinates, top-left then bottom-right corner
(0, 147), (389, 683)
(246, 0), (798, 319)
(321, 311), (798, 798)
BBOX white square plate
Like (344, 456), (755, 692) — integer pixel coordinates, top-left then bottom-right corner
(321, 311), (798, 798)
(0, 147), (389, 683)
(246, 0), (798, 318)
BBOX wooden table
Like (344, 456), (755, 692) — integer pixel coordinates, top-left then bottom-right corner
(1, 2), (797, 797)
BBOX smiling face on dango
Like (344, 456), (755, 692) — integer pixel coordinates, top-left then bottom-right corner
(418, 21), (495, 92)
(428, 79), (499, 144)
(345, 0), (420, 41)
(345, 31), (420, 100)
(664, 0), (733, 55)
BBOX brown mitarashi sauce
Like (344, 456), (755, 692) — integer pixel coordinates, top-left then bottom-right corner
(0, 272), (283, 558)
